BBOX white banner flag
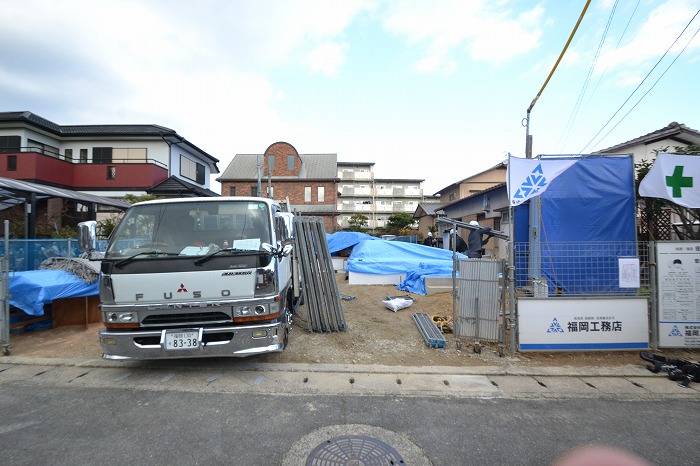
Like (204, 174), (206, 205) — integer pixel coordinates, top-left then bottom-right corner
(638, 153), (700, 208)
(507, 156), (578, 206)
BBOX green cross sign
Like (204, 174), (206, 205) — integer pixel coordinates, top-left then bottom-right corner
(666, 165), (693, 198)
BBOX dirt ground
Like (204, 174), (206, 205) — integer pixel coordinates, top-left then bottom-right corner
(6, 273), (699, 369)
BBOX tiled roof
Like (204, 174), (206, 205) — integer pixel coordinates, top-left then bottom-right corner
(147, 176), (220, 197)
(0, 111), (219, 166)
(596, 122), (700, 153)
(218, 153), (338, 180)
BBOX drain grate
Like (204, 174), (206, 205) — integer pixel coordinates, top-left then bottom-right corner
(306, 435), (405, 466)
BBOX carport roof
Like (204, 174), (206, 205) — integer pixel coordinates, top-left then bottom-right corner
(0, 177), (130, 210)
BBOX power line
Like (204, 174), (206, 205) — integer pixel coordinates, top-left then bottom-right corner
(580, 8), (700, 153)
(558, 0), (619, 151)
(588, 23), (700, 151)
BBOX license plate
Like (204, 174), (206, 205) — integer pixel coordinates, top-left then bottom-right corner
(165, 330), (200, 350)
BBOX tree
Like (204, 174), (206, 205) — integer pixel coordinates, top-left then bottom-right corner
(637, 145), (700, 240)
(347, 214), (369, 232)
(385, 213), (415, 235)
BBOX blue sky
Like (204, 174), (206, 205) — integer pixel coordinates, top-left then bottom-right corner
(1, 0), (698, 194)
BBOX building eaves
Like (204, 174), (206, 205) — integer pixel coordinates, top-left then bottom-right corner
(0, 111), (219, 169)
(438, 182), (507, 210)
(432, 161), (506, 196)
(147, 176), (220, 197)
(596, 122), (700, 153)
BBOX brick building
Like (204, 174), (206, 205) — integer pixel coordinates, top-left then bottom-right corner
(217, 142), (339, 231)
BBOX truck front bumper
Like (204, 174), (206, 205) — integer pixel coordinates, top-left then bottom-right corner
(99, 321), (288, 360)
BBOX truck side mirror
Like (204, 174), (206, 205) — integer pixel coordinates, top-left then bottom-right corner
(261, 242), (293, 259)
(78, 220), (97, 255)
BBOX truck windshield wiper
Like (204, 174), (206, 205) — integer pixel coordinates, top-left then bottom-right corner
(114, 250), (179, 268)
(194, 247), (259, 265)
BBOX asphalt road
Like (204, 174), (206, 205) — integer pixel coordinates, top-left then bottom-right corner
(1, 360), (699, 465)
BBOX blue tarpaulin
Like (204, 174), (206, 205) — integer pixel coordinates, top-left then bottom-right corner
(346, 239), (464, 294)
(515, 155), (637, 294)
(327, 231), (378, 254)
(10, 270), (99, 316)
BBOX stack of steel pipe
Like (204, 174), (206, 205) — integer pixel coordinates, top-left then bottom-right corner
(293, 217), (347, 332)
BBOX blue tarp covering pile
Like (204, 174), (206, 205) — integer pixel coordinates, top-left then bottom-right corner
(327, 231), (378, 254)
(10, 270), (99, 316)
(344, 238), (464, 295)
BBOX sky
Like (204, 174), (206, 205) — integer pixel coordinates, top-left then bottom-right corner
(1, 0), (699, 195)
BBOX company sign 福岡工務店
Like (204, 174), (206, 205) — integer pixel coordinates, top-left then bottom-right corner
(517, 297), (649, 351)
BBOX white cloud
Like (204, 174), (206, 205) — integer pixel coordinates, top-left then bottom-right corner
(306, 42), (348, 76)
(596, 0), (700, 75)
(382, 0), (544, 73)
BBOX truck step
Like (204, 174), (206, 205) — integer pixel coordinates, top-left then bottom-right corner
(412, 312), (447, 348)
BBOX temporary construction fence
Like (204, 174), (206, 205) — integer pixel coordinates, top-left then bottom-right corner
(1, 222), (9, 356)
(513, 241), (650, 297)
(293, 216), (347, 333)
(0, 237), (108, 272)
(455, 259), (505, 350)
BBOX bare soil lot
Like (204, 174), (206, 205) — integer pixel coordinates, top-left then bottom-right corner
(7, 273), (699, 369)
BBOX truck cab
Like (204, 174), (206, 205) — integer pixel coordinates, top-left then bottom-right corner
(80, 197), (299, 360)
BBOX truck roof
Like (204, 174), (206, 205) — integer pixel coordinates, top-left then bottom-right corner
(130, 196), (280, 207)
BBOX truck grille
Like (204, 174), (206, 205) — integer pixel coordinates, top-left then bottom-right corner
(142, 312), (232, 326)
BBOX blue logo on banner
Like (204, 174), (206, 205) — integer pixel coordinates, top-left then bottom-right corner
(547, 317), (565, 333)
(668, 325), (683, 337)
(513, 163), (547, 201)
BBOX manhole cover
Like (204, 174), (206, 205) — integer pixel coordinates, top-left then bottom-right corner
(306, 435), (405, 466)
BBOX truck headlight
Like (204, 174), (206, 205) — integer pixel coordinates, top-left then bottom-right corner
(107, 312), (137, 323)
(234, 304), (269, 318)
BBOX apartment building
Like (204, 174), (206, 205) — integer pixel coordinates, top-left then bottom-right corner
(337, 162), (424, 230)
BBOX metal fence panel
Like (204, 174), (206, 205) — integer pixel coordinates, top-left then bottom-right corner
(456, 259), (502, 342)
(514, 241), (650, 297)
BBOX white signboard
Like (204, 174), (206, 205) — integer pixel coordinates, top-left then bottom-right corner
(518, 297), (648, 351)
(656, 241), (700, 348)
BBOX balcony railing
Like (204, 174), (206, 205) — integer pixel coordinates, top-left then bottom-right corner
(6, 147), (167, 169)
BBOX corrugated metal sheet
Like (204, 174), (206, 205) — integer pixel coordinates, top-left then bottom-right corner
(456, 259), (502, 342)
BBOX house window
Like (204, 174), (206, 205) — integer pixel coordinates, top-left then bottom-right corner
(64, 149), (73, 161)
(93, 147), (113, 164)
(107, 166), (116, 179)
(7, 155), (17, 171)
(267, 155), (275, 173)
(317, 186), (325, 202)
(0, 135), (20, 153)
(113, 148), (147, 162)
(180, 155), (205, 184)
(288, 155), (295, 170)
(229, 186), (236, 196)
(250, 185), (257, 196)
(304, 186), (312, 203)
(80, 149), (88, 163)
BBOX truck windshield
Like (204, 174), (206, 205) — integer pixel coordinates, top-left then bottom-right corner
(104, 200), (272, 260)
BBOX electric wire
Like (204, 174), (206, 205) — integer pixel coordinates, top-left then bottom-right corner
(585, 0), (641, 106)
(580, 8), (700, 153)
(557, 0), (619, 152)
(527, 0), (592, 114)
(587, 22), (700, 151)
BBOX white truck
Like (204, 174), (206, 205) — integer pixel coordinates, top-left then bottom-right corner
(79, 197), (301, 360)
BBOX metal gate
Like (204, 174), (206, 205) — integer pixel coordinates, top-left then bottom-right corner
(456, 259), (503, 344)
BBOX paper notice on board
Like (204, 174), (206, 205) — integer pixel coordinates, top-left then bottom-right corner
(619, 257), (640, 288)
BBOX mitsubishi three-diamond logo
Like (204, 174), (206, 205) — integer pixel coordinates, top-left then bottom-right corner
(513, 163), (548, 202)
